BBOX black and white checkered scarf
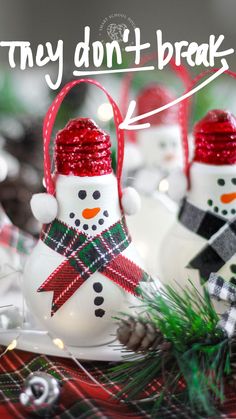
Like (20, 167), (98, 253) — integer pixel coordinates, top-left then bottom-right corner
(178, 199), (236, 282)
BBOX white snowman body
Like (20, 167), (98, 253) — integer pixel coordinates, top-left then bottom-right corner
(130, 124), (183, 196)
(161, 162), (236, 291)
(23, 173), (145, 347)
(123, 124), (182, 273)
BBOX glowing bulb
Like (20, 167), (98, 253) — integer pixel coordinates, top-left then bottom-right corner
(97, 103), (113, 122)
(53, 338), (64, 350)
(0, 156), (8, 182)
(7, 339), (17, 351)
(159, 178), (169, 193)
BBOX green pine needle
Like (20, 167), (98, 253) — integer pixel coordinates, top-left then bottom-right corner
(108, 281), (230, 416)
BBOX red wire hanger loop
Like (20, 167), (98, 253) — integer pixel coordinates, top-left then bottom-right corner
(120, 53), (192, 142)
(43, 78), (125, 204)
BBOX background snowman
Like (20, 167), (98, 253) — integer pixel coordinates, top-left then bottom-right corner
(160, 109), (236, 291)
(23, 114), (159, 350)
(124, 84), (183, 195)
(124, 84), (185, 277)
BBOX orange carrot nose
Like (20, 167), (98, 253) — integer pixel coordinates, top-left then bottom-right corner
(82, 207), (100, 219)
(165, 153), (175, 162)
(220, 192), (236, 204)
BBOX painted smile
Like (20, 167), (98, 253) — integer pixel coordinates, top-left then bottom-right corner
(69, 210), (109, 231)
(207, 199), (236, 216)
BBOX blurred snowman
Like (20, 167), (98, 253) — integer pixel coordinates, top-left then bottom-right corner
(161, 109), (236, 294)
(123, 84), (185, 276)
(124, 84), (183, 196)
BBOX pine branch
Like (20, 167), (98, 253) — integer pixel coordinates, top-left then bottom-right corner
(109, 281), (230, 416)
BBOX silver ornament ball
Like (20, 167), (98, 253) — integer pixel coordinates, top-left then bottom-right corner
(20, 371), (61, 414)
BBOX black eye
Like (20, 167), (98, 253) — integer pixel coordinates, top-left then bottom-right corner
(93, 190), (101, 200)
(232, 178), (236, 185)
(217, 179), (225, 186)
(78, 190), (87, 199)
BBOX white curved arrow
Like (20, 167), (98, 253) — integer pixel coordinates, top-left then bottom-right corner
(119, 59), (229, 131)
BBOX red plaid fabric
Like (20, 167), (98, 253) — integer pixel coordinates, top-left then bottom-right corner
(39, 218), (150, 315)
(0, 220), (35, 256)
(0, 346), (219, 419)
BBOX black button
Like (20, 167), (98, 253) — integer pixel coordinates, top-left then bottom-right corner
(92, 225), (97, 231)
(94, 297), (104, 306)
(98, 219), (104, 225)
(83, 224), (89, 230)
(103, 210), (109, 217)
(69, 212), (75, 218)
(93, 282), (103, 293)
(75, 219), (80, 227)
(95, 309), (105, 317)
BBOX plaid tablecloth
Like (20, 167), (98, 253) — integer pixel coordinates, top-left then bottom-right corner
(0, 346), (235, 418)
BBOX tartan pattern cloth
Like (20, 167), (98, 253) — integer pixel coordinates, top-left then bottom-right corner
(0, 221), (35, 256)
(208, 272), (236, 337)
(39, 218), (150, 316)
(0, 346), (235, 418)
(178, 199), (236, 282)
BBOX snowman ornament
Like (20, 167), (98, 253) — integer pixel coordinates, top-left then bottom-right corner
(23, 83), (159, 351)
(124, 84), (183, 195)
(161, 109), (236, 291)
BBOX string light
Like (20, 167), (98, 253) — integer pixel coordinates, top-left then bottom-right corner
(52, 338), (64, 350)
(7, 339), (17, 351)
(159, 178), (169, 193)
(97, 103), (113, 122)
(0, 156), (8, 182)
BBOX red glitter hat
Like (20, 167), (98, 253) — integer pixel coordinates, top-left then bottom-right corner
(136, 84), (178, 126)
(55, 118), (112, 176)
(193, 109), (236, 165)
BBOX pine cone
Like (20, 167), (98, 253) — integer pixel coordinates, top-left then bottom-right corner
(117, 316), (171, 353)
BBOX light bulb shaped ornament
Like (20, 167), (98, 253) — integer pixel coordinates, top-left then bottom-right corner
(124, 84), (184, 196)
(23, 79), (159, 352)
(161, 108), (236, 290)
(137, 85), (182, 170)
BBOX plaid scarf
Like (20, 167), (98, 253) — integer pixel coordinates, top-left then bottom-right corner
(0, 207), (35, 255)
(208, 273), (236, 337)
(0, 223), (35, 255)
(39, 217), (150, 316)
(178, 199), (236, 282)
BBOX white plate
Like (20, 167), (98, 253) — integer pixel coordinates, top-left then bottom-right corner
(0, 328), (126, 361)
(0, 285), (127, 362)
